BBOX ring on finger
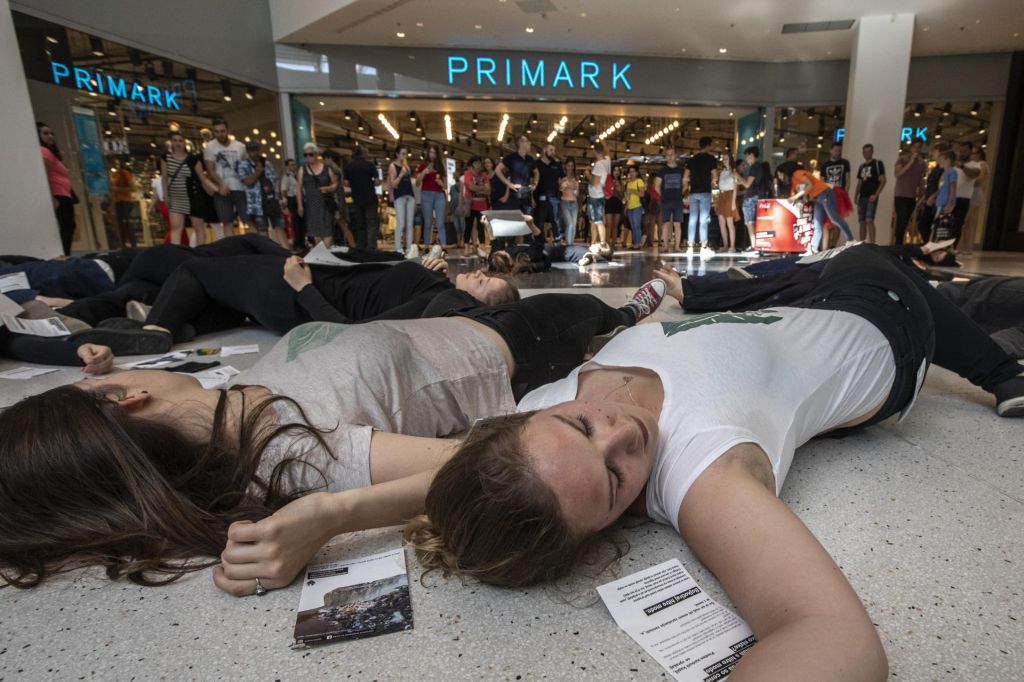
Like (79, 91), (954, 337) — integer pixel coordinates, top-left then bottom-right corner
(254, 577), (269, 597)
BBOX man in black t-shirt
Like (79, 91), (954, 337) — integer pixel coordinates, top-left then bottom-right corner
(855, 143), (887, 243)
(343, 146), (381, 250)
(774, 147), (803, 197)
(653, 146), (686, 250)
(533, 143), (565, 241)
(684, 136), (719, 257)
(821, 143), (850, 190)
(736, 146), (773, 252)
(495, 134), (539, 215)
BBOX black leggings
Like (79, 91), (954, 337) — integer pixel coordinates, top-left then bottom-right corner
(790, 246), (1021, 422)
(893, 196), (916, 245)
(463, 211), (484, 243)
(440, 293), (634, 400)
(146, 255), (307, 336)
(54, 196), (76, 256)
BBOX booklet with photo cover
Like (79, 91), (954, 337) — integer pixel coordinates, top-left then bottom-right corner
(292, 547), (413, 648)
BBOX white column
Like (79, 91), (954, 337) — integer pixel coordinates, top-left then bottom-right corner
(0, 0), (63, 256)
(278, 92), (296, 161)
(842, 13), (915, 245)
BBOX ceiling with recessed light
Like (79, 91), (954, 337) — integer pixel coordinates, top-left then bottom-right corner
(272, 0), (1024, 61)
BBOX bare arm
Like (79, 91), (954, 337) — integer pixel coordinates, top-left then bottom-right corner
(323, 166), (339, 194)
(204, 158), (225, 188)
(873, 173), (886, 199)
(214, 432), (459, 596)
(160, 158), (169, 208)
(678, 447), (888, 682)
(494, 161), (517, 189)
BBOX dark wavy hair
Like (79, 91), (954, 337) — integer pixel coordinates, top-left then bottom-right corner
(36, 121), (62, 161)
(0, 384), (334, 588)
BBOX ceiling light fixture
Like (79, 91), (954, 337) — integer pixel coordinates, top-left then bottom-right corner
(718, 47), (727, 54)
(598, 117), (627, 141)
(913, 103), (924, 117)
(695, 119), (702, 131)
(444, 113), (454, 141)
(525, 27), (534, 33)
(221, 80), (232, 102)
(245, 87), (255, 100)
(396, 31), (406, 38)
(496, 113), (510, 142)
(378, 113), (401, 140)
(970, 101), (980, 116)
(644, 120), (679, 145)
(90, 37), (105, 57)
(942, 102), (952, 116)
(46, 29), (59, 44)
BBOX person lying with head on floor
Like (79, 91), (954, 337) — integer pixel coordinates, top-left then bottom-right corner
(402, 245), (1023, 681)
(487, 242), (615, 275)
(110, 253), (521, 353)
(0, 280), (667, 590)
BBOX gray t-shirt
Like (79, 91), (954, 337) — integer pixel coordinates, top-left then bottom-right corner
(234, 318), (515, 495)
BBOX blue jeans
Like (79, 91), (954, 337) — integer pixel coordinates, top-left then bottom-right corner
(561, 200), (580, 244)
(742, 196), (758, 226)
(687, 192), (712, 244)
(421, 190), (447, 244)
(626, 207), (644, 245)
(812, 188), (853, 248)
(393, 195), (415, 252)
(587, 197), (606, 224)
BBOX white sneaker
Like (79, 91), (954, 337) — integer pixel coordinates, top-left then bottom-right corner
(405, 244), (420, 260)
(699, 245), (715, 260)
(685, 245), (695, 258)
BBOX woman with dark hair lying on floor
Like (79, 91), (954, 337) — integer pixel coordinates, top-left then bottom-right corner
(402, 246), (1023, 681)
(118, 253), (521, 352)
(487, 243), (614, 274)
(0, 281), (666, 590)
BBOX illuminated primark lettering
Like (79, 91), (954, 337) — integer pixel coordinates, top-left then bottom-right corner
(834, 127), (928, 143)
(50, 61), (181, 110)
(446, 55), (632, 91)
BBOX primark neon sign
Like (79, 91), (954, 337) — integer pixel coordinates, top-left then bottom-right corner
(834, 127), (929, 143)
(447, 55), (632, 91)
(50, 61), (181, 110)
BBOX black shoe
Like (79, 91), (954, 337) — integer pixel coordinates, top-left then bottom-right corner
(993, 375), (1024, 417)
(69, 328), (172, 356)
(97, 317), (143, 330)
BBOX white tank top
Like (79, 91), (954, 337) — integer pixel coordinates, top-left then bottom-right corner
(518, 307), (895, 530)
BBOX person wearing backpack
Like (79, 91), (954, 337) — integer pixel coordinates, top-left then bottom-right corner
(585, 141), (612, 246)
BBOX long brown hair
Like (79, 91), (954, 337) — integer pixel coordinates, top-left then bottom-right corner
(404, 412), (624, 587)
(0, 384), (334, 588)
(424, 144), (447, 185)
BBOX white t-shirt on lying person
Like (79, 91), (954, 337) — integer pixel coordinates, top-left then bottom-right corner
(518, 307), (896, 530)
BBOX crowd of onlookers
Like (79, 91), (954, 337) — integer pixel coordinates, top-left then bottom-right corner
(38, 118), (989, 259)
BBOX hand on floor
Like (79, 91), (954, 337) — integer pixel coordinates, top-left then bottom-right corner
(214, 492), (339, 597)
(77, 343), (113, 374)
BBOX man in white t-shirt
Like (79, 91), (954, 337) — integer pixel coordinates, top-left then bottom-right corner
(585, 141), (611, 245)
(953, 141), (981, 243)
(203, 117), (248, 240)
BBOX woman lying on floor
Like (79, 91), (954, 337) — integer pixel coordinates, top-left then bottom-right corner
(405, 245), (1023, 681)
(0, 282), (667, 589)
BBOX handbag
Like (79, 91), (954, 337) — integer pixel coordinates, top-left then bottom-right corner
(931, 210), (955, 241)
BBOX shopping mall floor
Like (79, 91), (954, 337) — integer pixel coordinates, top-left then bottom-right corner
(1, 248), (1022, 681)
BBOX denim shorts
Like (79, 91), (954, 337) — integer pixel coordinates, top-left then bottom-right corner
(587, 197), (606, 223)
(857, 196), (878, 221)
(661, 200), (684, 223)
(250, 212), (283, 230)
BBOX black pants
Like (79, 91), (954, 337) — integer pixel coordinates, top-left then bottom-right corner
(533, 199), (559, 240)
(893, 197), (916, 245)
(350, 203), (379, 249)
(685, 245), (1021, 399)
(917, 203), (936, 244)
(114, 201), (137, 248)
(287, 196), (306, 250)
(951, 197), (971, 245)
(441, 293), (634, 400)
(54, 195), (77, 256)
(463, 210), (484, 243)
(147, 255), (308, 336)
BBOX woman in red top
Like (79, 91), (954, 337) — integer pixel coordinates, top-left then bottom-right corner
(462, 156), (490, 255)
(790, 168), (853, 252)
(416, 144), (448, 247)
(37, 122), (76, 255)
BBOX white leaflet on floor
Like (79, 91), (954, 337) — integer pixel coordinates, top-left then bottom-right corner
(483, 210), (532, 237)
(183, 365), (240, 389)
(116, 351), (193, 369)
(220, 344), (260, 357)
(0, 315), (71, 337)
(0, 366), (61, 380)
(303, 242), (353, 266)
(596, 559), (755, 682)
(0, 294), (23, 317)
(0, 272), (31, 294)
